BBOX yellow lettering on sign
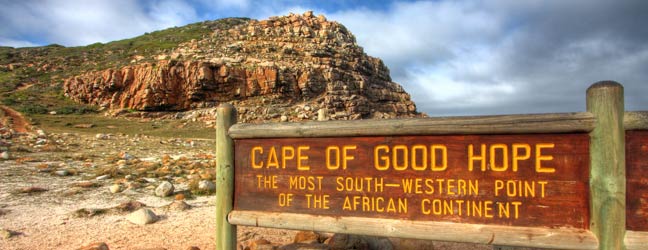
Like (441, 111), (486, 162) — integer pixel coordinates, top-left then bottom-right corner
(266, 147), (279, 168)
(392, 145), (408, 171)
(326, 146), (340, 170)
(536, 143), (555, 173)
(490, 144), (508, 171)
(282, 146), (294, 169)
(305, 194), (330, 209)
(431, 145), (448, 171)
(411, 145), (427, 171)
(251, 146), (263, 169)
(512, 143), (530, 171)
(278, 193), (293, 207)
(374, 145), (390, 170)
(494, 180), (549, 198)
(297, 146), (310, 171)
(374, 145), (448, 171)
(468, 144), (486, 171)
(327, 145), (357, 170)
(342, 195), (407, 213)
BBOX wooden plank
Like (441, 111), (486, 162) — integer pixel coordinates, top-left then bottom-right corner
(216, 104), (237, 250)
(586, 81), (625, 250)
(625, 111), (648, 130)
(626, 130), (648, 232)
(233, 134), (590, 229)
(229, 112), (595, 139)
(625, 230), (648, 250)
(228, 211), (598, 250)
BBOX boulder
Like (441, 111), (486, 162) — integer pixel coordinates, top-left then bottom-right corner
(155, 181), (174, 197)
(126, 208), (159, 225)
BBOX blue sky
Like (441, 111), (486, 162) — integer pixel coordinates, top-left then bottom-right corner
(1, 0), (647, 116)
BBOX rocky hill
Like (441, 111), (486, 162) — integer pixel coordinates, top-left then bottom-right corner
(2, 11), (421, 123)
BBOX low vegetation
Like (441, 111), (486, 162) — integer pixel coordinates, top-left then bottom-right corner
(0, 18), (250, 118)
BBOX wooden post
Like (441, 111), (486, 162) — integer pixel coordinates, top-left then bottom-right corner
(586, 81), (626, 250)
(216, 103), (237, 250)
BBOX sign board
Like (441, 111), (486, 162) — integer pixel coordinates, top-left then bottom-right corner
(627, 130), (648, 231)
(216, 83), (648, 250)
(234, 133), (590, 228)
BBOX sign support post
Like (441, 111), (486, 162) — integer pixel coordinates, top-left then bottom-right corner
(587, 81), (626, 250)
(216, 103), (237, 250)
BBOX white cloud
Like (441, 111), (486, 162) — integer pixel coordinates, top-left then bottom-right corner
(197, 0), (250, 10)
(0, 38), (39, 48)
(0, 0), (197, 47)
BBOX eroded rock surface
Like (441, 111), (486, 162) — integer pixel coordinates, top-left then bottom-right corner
(64, 12), (421, 122)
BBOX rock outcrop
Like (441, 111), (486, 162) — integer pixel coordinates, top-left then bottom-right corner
(64, 11), (420, 122)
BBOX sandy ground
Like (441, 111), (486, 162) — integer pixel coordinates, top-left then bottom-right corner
(0, 156), (298, 250)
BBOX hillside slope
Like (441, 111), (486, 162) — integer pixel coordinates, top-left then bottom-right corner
(1, 12), (420, 122)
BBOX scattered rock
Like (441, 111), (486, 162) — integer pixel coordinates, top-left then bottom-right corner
(143, 177), (158, 183)
(280, 115), (288, 122)
(74, 208), (108, 218)
(96, 174), (111, 180)
(74, 181), (99, 188)
(77, 242), (110, 250)
(36, 129), (46, 137)
(74, 124), (95, 128)
(109, 184), (122, 193)
(120, 151), (135, 160)
(126, 208), (159, 225)
(174, 193), (186, 200)
(55, 169), (70, 176)
(294, 231), (320, 244)
(249, 239), (274, 250)
(114, 200), (147, 213)
(95, 133), (110, 140)
(326, 234), (369, 250)
(18, 186), (48, 194)
(278, 243), (329, 250)
(0, 151), (9, 160)
(1, 228), (16, 239)
(198, 180), (215, 193)
(155, 181), (175, 197)
(169, 200), (191, 211)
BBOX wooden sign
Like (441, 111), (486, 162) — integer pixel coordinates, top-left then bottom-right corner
(234, 133), (590, 228)
(627, 130), (648, 231)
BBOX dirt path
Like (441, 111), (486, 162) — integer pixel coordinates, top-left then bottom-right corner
(0, 105), (30, 133)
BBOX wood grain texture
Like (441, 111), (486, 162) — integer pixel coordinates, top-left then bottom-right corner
(233, 134), (590, 229)
(626, 130), (648, 232)
(229, 112), (595, 139)
(625, 230), (648, 250)
(586, 81), (625, 250)
(625, 111), (648, 130)
(216, 103), (237, 250)
(228, 211), (598, 250)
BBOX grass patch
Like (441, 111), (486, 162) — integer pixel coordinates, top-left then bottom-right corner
(29, 113), (213, 139)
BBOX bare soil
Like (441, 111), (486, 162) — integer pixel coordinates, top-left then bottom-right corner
(1, 106), (30, 133)
(0, 112), (496, 250)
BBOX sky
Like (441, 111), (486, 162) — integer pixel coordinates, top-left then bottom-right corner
(1, 0), (646, 116)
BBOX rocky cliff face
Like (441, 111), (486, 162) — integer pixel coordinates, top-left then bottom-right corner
(64, 11), (420, 122)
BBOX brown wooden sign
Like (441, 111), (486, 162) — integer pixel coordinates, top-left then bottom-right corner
(234, 133), (590, 229)
(627, 130), (648, 231)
